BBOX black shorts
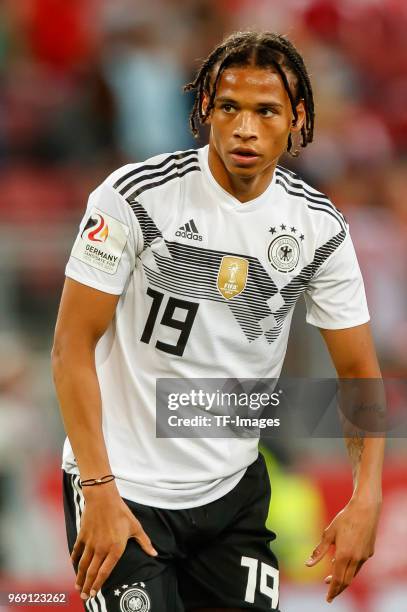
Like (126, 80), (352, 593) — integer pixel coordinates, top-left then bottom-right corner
(63, 453), (280, 612)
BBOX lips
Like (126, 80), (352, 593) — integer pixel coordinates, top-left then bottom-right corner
(230, 147), (259, 157)
(230, 148), (260, 166)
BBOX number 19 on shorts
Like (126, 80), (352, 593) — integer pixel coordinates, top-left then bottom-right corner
(241, 556), (279, 608)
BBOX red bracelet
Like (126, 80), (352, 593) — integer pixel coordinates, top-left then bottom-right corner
(80, 474), (115, 487)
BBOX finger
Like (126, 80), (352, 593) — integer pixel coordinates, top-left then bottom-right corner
(89, 550), (123, 598)
(71, 536), (85, 567)
(131, 523), (158, 557)
(327, 558), (351, 603)
(75, 546), (93, 592)
(329, 557), (365, 600)
(337, 558), (359, 600)
(305, 533), (333, 566)
(341, 558), (359, 591)
(354, 560), (364, 577)
(328, 576), (351, 602)
(80, 552), (106, 600)
(328, 557), (366, 600)
(327, 578), (342, 603)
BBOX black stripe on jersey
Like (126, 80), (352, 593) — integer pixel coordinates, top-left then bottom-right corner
(279, 229), (346, 306)
(276, 167), (333, 202)
(146, 259), (275, 322)
(143, 267), (271, 342)
(276, 167), (347, 225)
(165, 240), (278, 302)
(151, 250), (274, 306)
(275, 175), (329, 206)
(74, 476), (82, 518)
(275, 178), (346, 232)
(265, 229), (347, 342)
(125, 164), (201, 203)
(131, 200), (347, 345)
(137, 220), (280, 342)
(113, 149), (198, 190)
(307, 205), (347, 229)
(86, 598), (95, 612)
(130, 201), (162, 248)
(119, 153), (199, 197)
(161, 228), (345, 344)
(86, 600), (96, 612)
(276, 164), (296, 177)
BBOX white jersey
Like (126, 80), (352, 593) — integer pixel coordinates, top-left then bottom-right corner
(62, 145), (369, 508)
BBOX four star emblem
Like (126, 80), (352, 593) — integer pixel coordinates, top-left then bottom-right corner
(114, 582), (147, 597)
(270, 223), (305, 242)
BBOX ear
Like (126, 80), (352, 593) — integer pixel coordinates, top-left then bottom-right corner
(201, 92), (211, 124)
(291, 99), (306, 133)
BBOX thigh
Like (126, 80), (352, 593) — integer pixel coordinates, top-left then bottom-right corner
(180, 523), (280, 612)
(84, 568), (183, 612)
(62, 471), (184, 611)
(178, 456), (281, 612)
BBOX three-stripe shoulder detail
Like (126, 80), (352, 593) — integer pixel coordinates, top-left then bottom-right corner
(275, 166), (346, 231)
(112, 149), (200, 203)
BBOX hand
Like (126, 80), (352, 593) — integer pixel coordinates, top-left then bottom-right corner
(305, 497), (381, 603)
(71, 485), (157, 601)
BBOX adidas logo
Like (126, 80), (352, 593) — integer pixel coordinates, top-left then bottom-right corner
(175, 219), (203, 241)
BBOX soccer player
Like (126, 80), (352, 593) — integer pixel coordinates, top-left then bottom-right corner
(52, 31), (384, 612)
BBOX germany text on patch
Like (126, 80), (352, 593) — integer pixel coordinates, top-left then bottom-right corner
(71, 207), (129, 274)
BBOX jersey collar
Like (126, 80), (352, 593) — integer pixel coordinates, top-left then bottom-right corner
(198, 145), (277, 213)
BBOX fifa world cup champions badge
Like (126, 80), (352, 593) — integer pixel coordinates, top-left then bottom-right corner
(217, 256), (249, 299)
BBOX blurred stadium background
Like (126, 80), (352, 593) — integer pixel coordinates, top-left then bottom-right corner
(0, 0), (406, 610)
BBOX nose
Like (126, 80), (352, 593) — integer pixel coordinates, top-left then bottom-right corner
(233, 111), (258, 141)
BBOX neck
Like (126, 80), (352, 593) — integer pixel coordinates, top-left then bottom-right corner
(208, 142), (277, 203)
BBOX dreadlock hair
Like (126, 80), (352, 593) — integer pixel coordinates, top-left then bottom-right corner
(184, 31), (315, 156)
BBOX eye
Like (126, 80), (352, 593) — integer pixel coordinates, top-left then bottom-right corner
(259, 107), (276, 117)
(221, 103), (236, 113)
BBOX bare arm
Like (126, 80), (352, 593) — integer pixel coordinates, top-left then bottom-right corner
(52, 278), (120, 481)
(321, 323), (385, 500)
(52, 278), (156, 601)
(306, 323), (385, 603)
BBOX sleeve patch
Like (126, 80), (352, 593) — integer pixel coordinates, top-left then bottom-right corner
(71, 207), (130, 275)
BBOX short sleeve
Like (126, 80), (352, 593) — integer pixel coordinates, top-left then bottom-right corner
(304, 230), (370, 329)
(65, 180), (141, 295)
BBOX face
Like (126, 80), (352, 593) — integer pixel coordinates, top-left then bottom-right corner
(204, 65), (305, 183)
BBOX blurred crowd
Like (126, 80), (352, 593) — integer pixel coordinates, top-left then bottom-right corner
(0, 1), (406, 609)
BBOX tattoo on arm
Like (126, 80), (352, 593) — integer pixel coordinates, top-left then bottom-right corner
(345, 431), (365, 484)
(338, 379), (386, 485)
